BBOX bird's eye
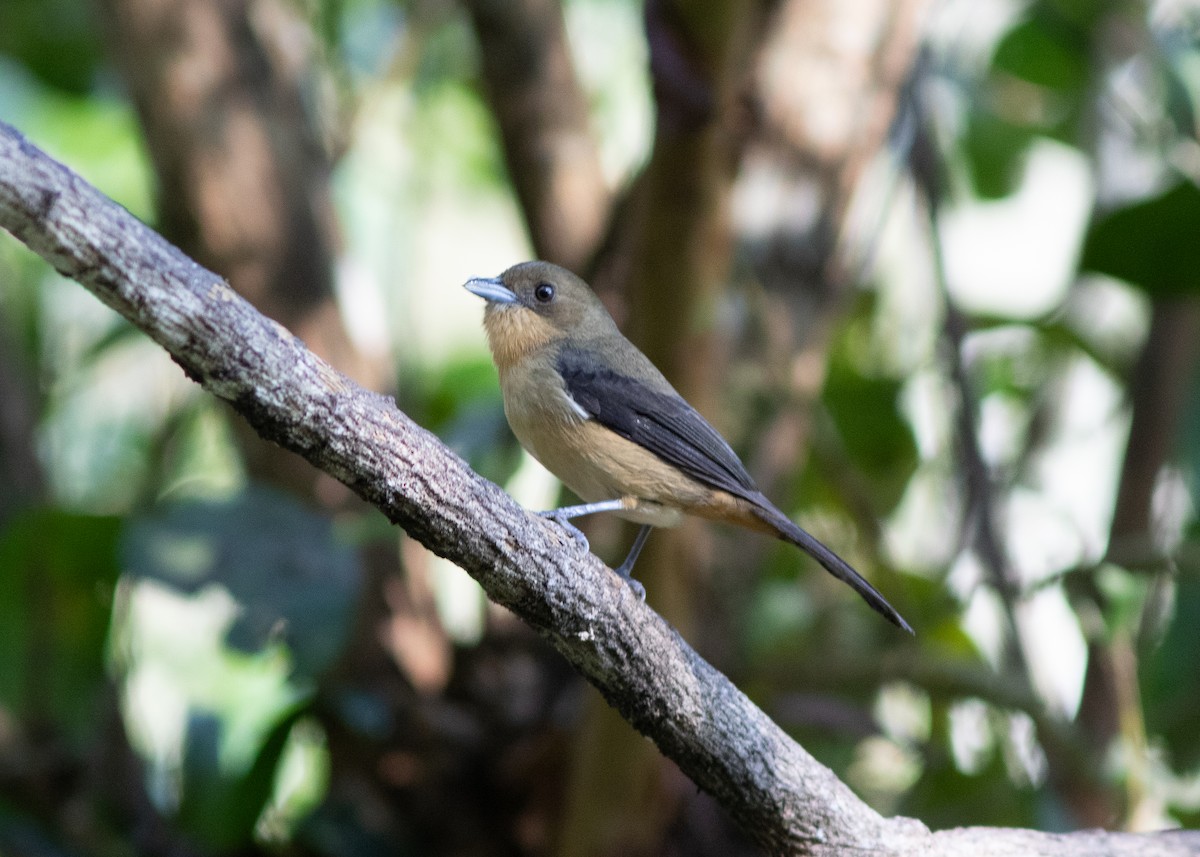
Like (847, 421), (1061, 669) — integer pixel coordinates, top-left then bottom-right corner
(534, 283), (555, 303)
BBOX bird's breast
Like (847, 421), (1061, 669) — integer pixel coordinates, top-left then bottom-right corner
(497, 364), (706, 527)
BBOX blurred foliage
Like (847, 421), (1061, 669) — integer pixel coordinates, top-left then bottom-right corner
(175, 703), (313, 851)
(822, 293), (921, 513)
(121, 488), (361, 680)
(116, 489), (359, 848)
(397, 354), (524, 486)
(902, 733), (1042, 829)
(0, 510), (121, 747)
(1140, 575), (1200, 771)
(1, 0), (1200, 854)
(1081, 180), (1200, 295)
(0, 0), (102, 94)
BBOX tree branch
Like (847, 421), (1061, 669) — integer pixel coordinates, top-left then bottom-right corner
(2, 120), (1197, 856)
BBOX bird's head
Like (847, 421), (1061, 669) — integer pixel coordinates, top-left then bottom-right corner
(464, 261), (616, 369)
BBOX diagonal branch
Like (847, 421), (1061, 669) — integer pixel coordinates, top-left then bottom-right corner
(2, 120), (1199, 857)
(0, 118), (884, 856)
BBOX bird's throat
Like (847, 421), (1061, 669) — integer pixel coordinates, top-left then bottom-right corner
(483, 305), (559, 372)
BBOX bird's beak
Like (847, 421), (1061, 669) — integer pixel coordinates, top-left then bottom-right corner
(464, 276), (520, 305)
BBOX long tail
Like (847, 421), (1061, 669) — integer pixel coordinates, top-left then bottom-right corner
(751, 500), (913, 634)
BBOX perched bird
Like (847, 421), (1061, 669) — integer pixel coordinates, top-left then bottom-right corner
(465, 261), (911, 633)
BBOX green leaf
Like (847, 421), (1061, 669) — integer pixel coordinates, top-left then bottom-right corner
(992, 13), (1088, 92)
(121, 486), (361, 681)
(1140, 575), (1200, 771)
(822, 307), (919, 514)
(0, 510), (121, 746)
(1080, 180), (1200, 296)
(0, 0), (105, 94)
(962, 109), (1035, 199)
(176, 704), (307, 851)
(1093, 564), (1152, 639)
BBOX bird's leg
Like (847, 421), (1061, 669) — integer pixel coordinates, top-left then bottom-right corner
(538, 500), (648, 599)
(538, 499), (628, 551)
(613, 524), (652, 601)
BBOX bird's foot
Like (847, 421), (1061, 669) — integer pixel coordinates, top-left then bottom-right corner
(538, 507), (648, 601)
(538, 509), (590, 552)
(612, 563), (646, 602)
(611, 524), (650, 601)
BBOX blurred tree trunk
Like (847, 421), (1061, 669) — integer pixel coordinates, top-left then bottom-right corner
(465, 0), (611, 273)
(559, 1), (764, 852)
(464, 0), (770, 845)
(95, 0), (387, 498)
(1077, 299), (1200, 827)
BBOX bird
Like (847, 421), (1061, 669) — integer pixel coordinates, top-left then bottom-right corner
(464, 260), (912, 633)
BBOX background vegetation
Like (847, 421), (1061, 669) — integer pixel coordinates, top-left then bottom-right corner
(1, 0), (1198, 854)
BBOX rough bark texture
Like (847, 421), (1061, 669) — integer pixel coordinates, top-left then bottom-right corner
(901, 828), (1199, 857)
(3, 121), (1199, 857)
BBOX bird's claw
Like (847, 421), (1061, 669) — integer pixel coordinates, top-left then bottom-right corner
(538, 510), (590, 552)
(612, 561), (646, 602)
(538, 510), (646, 600)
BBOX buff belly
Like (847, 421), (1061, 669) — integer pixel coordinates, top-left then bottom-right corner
(500, 383), (707, 528)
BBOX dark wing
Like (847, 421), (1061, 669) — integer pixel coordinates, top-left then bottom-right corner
(558, 347), (759, 501)
(560, 347), (913, 633)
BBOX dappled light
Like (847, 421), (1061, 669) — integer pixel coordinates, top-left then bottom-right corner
(1, 0), (1199, 854)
